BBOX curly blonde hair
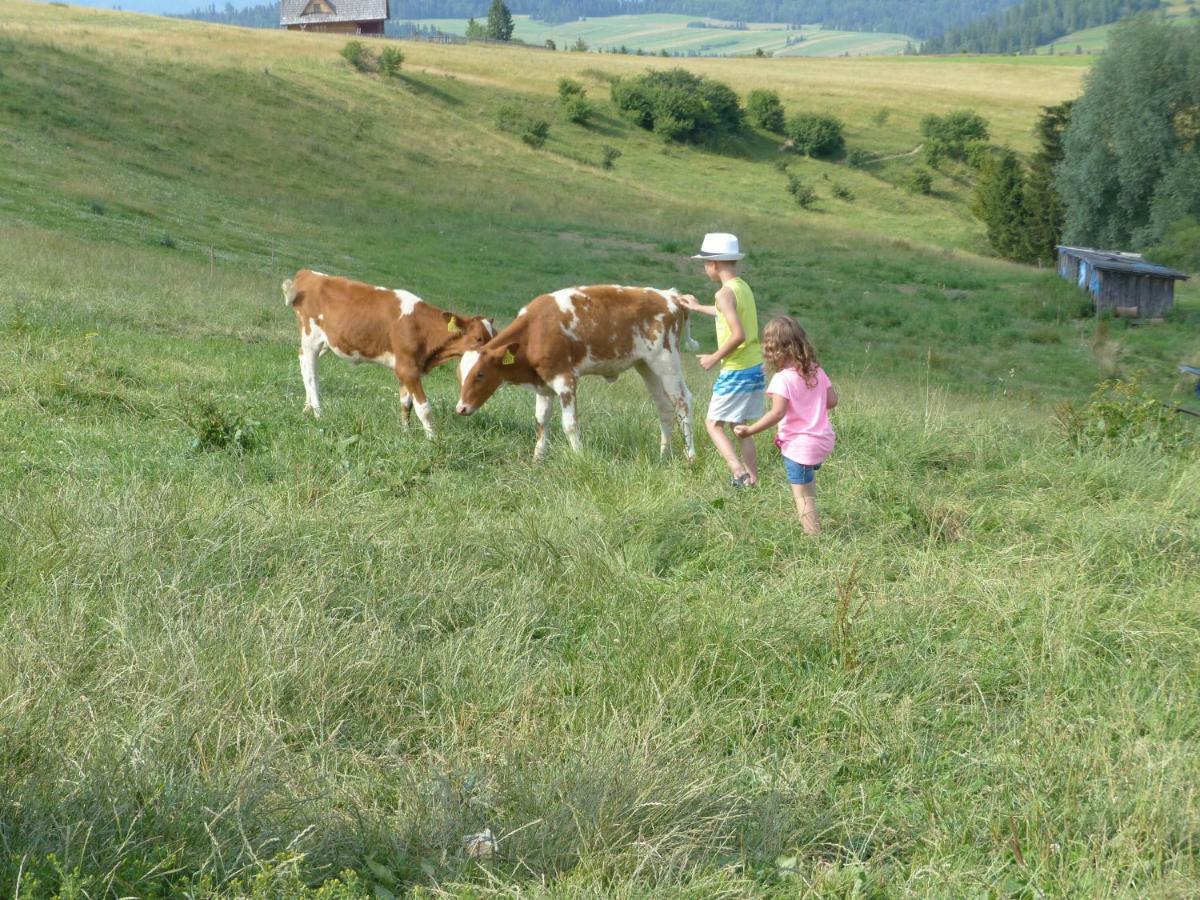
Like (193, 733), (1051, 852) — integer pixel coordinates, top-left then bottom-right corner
(761, 316), (820, 387)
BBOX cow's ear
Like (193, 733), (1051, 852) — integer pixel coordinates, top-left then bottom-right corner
(445, 313), (460, 333)
(500, 342), (519, 366)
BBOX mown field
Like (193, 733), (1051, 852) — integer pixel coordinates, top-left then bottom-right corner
(1, 1), (1199, 896)
(406, 14), (913, 57)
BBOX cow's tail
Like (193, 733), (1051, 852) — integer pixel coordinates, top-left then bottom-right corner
(683, 315), (699, 352)
(282, 278), (297, 307)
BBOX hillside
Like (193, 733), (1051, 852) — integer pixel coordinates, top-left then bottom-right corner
(1040, 0), (1196, 51)
(921, 0), (1161, 54)
(1, 1), (1199, 896)
(406, 14), (915, 56)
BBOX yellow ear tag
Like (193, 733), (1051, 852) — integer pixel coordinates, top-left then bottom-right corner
(446, 316), (459, 333)
(502, 349), (516, 365)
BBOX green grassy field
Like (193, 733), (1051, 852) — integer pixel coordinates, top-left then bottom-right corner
(406, 14), (913, 57)
(1039, 2), (1196, 53)
(2, 1), (1199, 896)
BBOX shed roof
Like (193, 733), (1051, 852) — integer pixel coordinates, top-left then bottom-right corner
(1057, 246), (1189, 280)
(280, 0), (388, 26)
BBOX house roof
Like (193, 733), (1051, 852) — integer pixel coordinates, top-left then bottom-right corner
(280, 0), (388, 26)
(1057, 246), (1189, 280)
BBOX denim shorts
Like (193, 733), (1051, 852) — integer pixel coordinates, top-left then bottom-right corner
(784, 458), (821, 485)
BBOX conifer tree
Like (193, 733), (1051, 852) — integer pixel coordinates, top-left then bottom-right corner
(486, 0), (514, 41)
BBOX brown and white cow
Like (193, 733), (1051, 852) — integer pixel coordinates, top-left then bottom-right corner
(284, 269), (494, 435)
(455, 285), (697, 460)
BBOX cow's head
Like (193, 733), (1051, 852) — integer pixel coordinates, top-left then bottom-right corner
(443, 313), (496, 357)
(455, 342), (520, 415)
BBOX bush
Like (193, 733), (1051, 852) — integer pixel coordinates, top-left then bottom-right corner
(786, 112), (845, 159)
(340, 40), (375, 73)
(521, 118), (549, 148)
(184, 399), (260, 453)
(561, 96), (592, 124)
(831, 182), (854, 201)
(921, 109), (989, 167)
(158, 232), (176, 248)
(612, 68), (743, 142)
(746, 88), (785, 134)
(786, 175), (818, 208)
(601, 145), (622, 170)
(1057, 372), (1191, 454)
(846, 148), (875, 168)
(905, 168), (934, 195)
(378, 46), (404, 76)
(558, 77), (585, 100)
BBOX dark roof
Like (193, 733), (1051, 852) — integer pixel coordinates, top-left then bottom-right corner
(1057, 246), (1189, 280)
(280, 0), (388, 26)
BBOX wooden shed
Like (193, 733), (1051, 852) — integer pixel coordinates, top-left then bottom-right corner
(1056, 245), (1189, 319)
(280, 0), (388, 34)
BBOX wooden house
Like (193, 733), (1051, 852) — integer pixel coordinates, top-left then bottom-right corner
(280, 0), (388, 35)
(1056, 245), (1189, 319)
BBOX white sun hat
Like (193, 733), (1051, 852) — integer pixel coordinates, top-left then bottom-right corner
(691, 232), (745, 261)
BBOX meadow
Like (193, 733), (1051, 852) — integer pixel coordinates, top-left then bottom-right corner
(404, 14), (913, 57)
(1, 2), (1199, 896)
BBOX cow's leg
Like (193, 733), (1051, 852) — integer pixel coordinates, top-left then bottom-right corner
(396, 369), (434, 438)
(653, 357), (695, 462)
(534, 387), (554, 461)
(636, 363), (675, 457)
(551, 375), (581, 453)
(399, 385), (414, 427)
(299, 331), (323, 417)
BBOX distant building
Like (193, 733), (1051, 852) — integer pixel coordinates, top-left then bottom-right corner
(1056, 246), (1189, 319)
(280, 0), (388, 35)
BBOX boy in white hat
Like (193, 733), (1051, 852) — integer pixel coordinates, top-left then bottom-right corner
(679, 233), (765, 488)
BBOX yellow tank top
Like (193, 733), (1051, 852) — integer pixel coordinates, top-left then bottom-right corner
(715, 277), (762, 371)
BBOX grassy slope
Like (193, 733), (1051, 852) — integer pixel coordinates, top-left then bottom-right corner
(1, 2), (1199, 896)
(1038, 2), (1195, 53)
(407, 14), (913, 57)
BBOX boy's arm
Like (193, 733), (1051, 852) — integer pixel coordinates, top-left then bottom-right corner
(678, 294), (718, 317)
(734, 393), (787, 437)
(698, 289), (745, 371)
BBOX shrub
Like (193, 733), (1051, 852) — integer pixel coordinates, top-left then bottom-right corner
(562, 96), (592, 124)
(612, 68), (743, 142)
(905, 168), (934, 195)
(601, 145), (622, 169)
(831, 182), (854, 201)
(1056, 372), (1191, 454)
(846, 148), (875, 168)
(88, 199), (106, 216)
(558, 77), (586, 100)
(378, 46), (404, 76)
(871, 107), (891, 126)
(786, 175), (818, 208)
(786, 112), (845, 159)
(921, 109), (989, 167)
(158, 232), (176, 248)
(572, 37), (589, 52)
(184, 399), (260, 453)
(773, 158), (789, 173)
(521, 118), (550, 148)
(746, 88), (785, 134)
(545, 38), (556, 50)
(340, 40), (375, 73)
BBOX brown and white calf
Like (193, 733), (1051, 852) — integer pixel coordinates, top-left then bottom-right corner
(455, 285), (697, 460)
(284, 269), (494, 435)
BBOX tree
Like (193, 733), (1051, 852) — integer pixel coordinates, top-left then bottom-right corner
(921, 110), (989, 167)
(785, 112), (844, 158)
(1057, 19), (1200, 250)
(747, 88), (785, 134)
(1021, 100), (1072, 263)
(611, 68), (743, 143)
(571, 37), (588, 52)
(545, 38), (556, 50)
(485, 0), (514, 41)
(465, 17), (486, 39)
(974, 149), (1032, 261)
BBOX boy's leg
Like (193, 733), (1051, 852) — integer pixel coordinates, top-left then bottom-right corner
(790, 481), (820, 535)
(705, 418), (748, 479)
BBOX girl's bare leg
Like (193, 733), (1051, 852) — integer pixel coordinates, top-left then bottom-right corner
(738, 432), (758, 484)
(790, 482), (820, 534)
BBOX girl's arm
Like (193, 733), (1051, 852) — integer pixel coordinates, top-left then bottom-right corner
(827, 385), (838, 410)
(698, 289), (745, 371)
(734, 393), (787, 438)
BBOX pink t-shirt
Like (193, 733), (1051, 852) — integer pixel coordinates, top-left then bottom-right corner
(766, 366), (836, 465)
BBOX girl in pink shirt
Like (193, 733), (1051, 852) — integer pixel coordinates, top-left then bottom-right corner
(734, 317), (837, 534)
